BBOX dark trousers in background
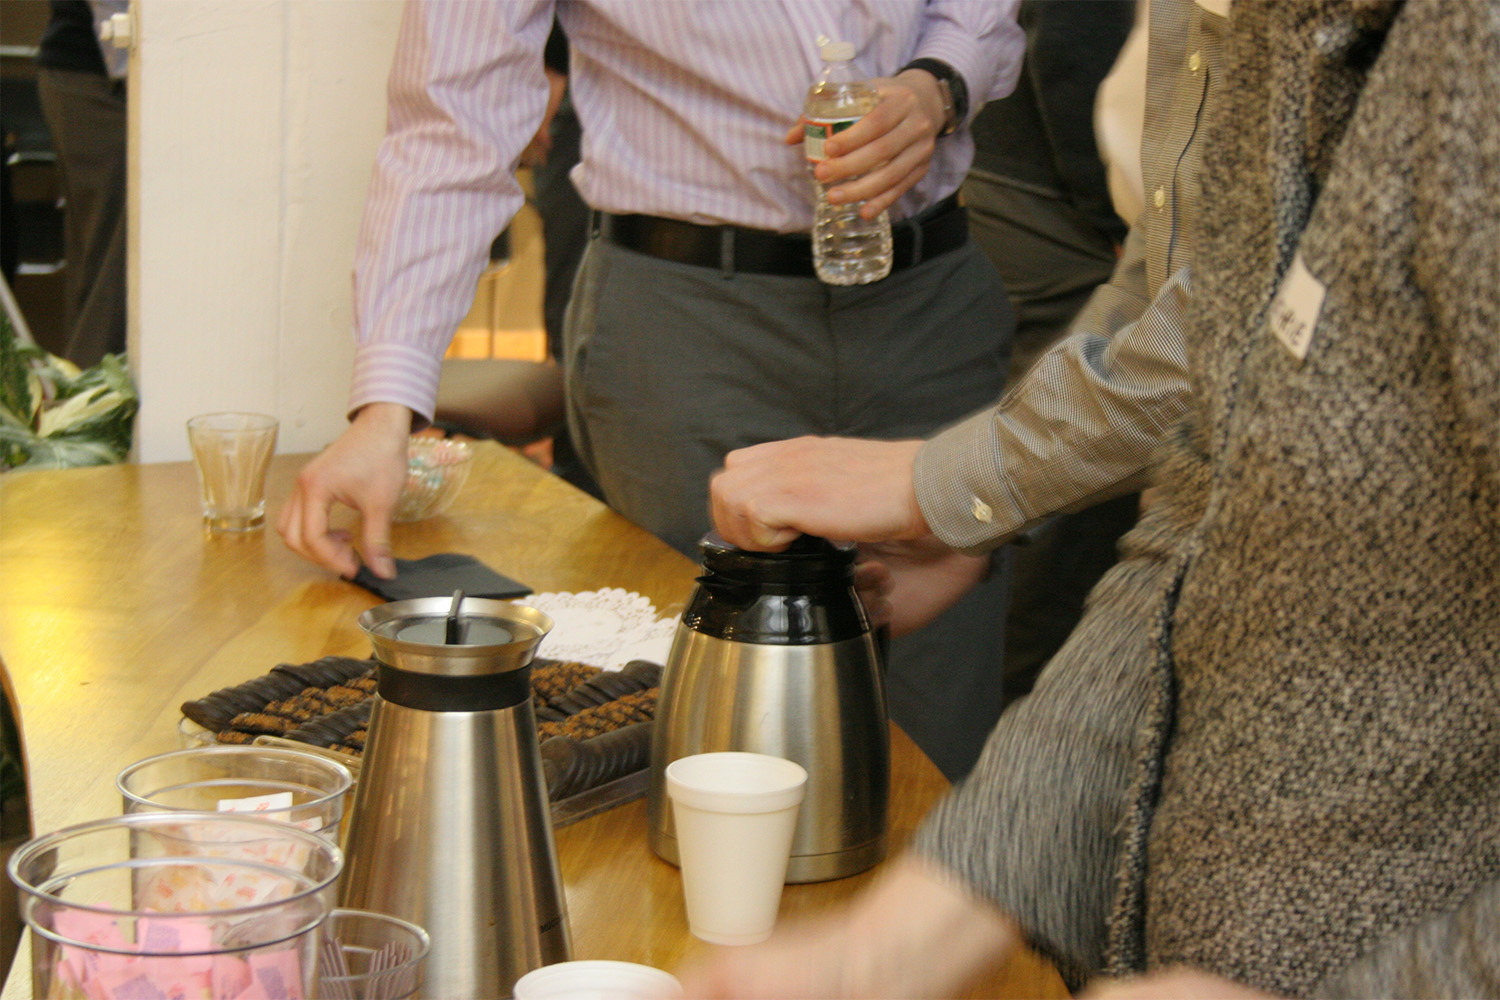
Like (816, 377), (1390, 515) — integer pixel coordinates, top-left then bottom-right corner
(531, 99), (602, 499)
(964, 170), (1139, 701)
(36, 66), (126, 368)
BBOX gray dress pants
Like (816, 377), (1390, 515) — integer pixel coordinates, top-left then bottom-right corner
(563, 234), (1015, 779)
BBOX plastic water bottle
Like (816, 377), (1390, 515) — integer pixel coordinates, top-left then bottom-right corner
(803, 38), (893, 285)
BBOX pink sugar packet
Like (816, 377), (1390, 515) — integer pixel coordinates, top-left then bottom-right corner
(134, 921), (216, 999)
(137, 917), (215, 959)
(233, 949), (304, 1000)
(94, 964), (193, 1000)
(211, 954), (253, 1000)
(53, 909), (133, 988)
(55, 908), (131, 949)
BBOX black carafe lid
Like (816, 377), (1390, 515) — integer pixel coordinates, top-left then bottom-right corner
(682, 532), (870, 645)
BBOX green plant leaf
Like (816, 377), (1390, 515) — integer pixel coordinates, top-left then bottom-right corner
(11, 436), (124, 470)
(0, 314), (138, 471)
(0, 313), (39, 430)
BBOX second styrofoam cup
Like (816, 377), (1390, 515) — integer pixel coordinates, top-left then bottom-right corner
(513, 960), (682, 1000)
(664, 752), (807, 945)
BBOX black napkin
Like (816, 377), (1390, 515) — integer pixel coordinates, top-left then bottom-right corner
(351, 553), (532, 602)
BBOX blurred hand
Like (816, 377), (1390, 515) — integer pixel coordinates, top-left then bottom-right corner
(519, 68), (569, 168)
(676, 855), (1020, 999)
(785, 69), (949, 219)
(852, 559), (894, 631)
(710, 437), (927, 552)
(1082, 968), (1282, 1000)
(861, 538), (991, 637)
(277, 402), (412, 579)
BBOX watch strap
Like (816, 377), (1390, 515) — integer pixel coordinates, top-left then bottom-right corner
(899, 58), (969, 136)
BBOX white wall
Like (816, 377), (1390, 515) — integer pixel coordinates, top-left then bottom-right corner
(128, 0), (401, 462)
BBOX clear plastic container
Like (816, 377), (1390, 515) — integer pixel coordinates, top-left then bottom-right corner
(8, 811), (342, 1000)
(317, 908), (431, 1000)
(118, 745), (354, 842)
(802, 38), (893, 285)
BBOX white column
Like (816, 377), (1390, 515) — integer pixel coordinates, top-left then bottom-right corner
(128, 0), (400, 462)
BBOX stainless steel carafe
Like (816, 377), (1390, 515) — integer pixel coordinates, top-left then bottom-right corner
(340, 596), (570, 1000)
(648, 534), (889, 882)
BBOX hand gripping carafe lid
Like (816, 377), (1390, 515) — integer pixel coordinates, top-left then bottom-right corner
(683, 533), (871, 645)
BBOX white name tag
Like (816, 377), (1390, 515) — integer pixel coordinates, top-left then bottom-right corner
(1268, 252), (1325, 362)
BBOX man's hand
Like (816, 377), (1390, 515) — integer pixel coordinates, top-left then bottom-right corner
(519, 67), (569, 168)
(677, 854), (1020, 999)
(277, 402), (412, 580)
(785, 69), (950, 219)
(862, 538), (992, 637)
(711, 437), (990, 633)
(710, 437), (928, 551)
(852, 558), (894, 632)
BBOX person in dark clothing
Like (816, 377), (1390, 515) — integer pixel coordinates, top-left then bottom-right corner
(34, 0), (127, 367)
(967, 0), (1133, 377)
(529, 23), (601, 499)
(962, 0), (1137, 704)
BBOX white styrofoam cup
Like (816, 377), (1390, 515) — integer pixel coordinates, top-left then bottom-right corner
(665, 752), (808, 945)
(513, 959), (683, 1000)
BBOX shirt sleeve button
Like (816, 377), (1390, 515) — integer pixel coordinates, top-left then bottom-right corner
(970, 497), (993, 523)
(1153, 186), (1167, 209)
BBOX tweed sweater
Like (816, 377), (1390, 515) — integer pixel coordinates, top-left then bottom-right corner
(920, 1), (1499, 996)
(1103, 1), (1500, 995)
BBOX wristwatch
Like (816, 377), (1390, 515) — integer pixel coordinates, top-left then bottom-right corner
(899, 58), (969, 136)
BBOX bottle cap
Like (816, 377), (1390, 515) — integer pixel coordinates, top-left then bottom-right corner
(819, 39), (855, 62)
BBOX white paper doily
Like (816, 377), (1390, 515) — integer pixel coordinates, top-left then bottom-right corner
(516, 588), (678, 671)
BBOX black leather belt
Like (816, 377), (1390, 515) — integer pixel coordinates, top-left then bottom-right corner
(594, 193), (967, 279)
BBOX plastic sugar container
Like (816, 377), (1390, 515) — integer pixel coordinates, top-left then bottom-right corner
(8, 811), (342, 1000)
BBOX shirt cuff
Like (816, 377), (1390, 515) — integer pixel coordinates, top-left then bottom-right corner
(911, 6), (1024, 114)
(914, 408), (1028, 554)
(348, 340), (443, 429)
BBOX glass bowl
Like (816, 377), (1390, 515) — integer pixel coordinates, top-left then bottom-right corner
(394, 436), (473, 522)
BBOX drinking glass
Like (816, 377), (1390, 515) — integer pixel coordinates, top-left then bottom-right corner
(186, 412), (279, 531)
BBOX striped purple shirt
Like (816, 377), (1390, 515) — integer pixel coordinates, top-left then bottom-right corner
(350, 0), (1024, 423)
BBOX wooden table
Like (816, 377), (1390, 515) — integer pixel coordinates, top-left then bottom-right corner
(0, 444), (1067, 998)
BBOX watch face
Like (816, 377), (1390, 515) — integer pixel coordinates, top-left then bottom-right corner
(935, 77), (956, 134)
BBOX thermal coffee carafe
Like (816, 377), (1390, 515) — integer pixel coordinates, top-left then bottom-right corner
(340, 595), (569, 999)
(648, 534), (889, 882)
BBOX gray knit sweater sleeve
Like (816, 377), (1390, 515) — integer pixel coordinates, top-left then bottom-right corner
(911, 500), (1186, 987)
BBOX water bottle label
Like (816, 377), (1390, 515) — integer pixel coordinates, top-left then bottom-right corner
(804, 116), (859, 162)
